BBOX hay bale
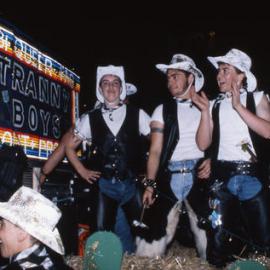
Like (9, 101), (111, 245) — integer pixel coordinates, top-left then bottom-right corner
(65, 241), (270, 270)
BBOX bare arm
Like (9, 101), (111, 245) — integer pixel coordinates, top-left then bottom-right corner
(39, 129), (73, 184)
(65, 130), (101, 183)
(197, 158), (211, 179)
(191, 91), (213, 150)
(233, 90), (270, 139)
(143, 121), (164, 206)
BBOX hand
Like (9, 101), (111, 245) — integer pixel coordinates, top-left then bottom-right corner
(142, 187), (156, 207)
(231, 81), (242, 111)
(197, 158), (211, 179)
(191, 91), (209, 112)
(39, 173), (47, 185)
(79, 168), (101, 184)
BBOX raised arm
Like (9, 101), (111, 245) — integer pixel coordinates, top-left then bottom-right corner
(232, 89), (270, 139)
(191, 90), (213, 151)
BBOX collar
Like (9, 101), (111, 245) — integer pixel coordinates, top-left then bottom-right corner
(101, 102), (124, 121)
(101, 102), (123, 112)
(216, 89), (247, 103)
(10, 244), (45, 263)
(174, 97), (193, 107)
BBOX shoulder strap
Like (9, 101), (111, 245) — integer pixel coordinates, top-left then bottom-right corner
(207, 100), (220, 161)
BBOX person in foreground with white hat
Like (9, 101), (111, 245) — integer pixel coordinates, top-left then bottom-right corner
(137, 54), (210, 258)
(65, 65), (150, 253)
(0, 186), (69, 269)
(193, 48), (270, 267)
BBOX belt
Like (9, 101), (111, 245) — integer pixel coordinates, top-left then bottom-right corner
(170, 167), (192, 174)
(215, 160), (258, 176)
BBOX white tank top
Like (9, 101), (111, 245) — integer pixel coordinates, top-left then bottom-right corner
(210, 91), (263, 161)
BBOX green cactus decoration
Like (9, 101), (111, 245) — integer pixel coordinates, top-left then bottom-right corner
(228, 259), (267, 270)
(83, 231), (123, 270)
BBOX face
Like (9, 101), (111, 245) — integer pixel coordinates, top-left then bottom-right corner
(0, 219), (22, 257)
(217, 63), (244, 92)
(166, 69), (193, 98)
(99, 75), (122, 104)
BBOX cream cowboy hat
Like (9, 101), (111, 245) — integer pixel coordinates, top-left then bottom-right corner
(207, 48), (257, 92)
(156, 54), (204, 92)
(126, 83), (137, 96)
(0, 186), (64, 255)
(96, 65), (126, 103)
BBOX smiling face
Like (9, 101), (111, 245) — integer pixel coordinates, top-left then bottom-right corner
(166, 69), (193, 98)
(99, 75), (122, 105)
(217, 63), (245, 92)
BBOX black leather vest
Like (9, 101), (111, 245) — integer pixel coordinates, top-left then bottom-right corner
(159, 99), (179, 172)
(88, 105), (141, 180)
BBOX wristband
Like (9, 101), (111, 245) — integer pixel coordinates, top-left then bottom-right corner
(142, 178), (157, 189)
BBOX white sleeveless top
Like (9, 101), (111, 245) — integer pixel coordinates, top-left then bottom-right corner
(210, 91), (264, 161)
(151, 100), (204, 161)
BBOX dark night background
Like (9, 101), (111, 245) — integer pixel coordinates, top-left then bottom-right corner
(1, 5), (270, 116)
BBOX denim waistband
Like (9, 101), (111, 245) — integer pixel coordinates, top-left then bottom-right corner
(168, 159), (199, 174)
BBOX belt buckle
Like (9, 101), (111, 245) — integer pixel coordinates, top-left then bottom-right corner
(181, 167), (190, 174)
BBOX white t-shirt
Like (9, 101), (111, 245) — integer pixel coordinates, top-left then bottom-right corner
(75, 104), (150, 143)
(151, 100), (204, 161)
(209, 91), (264, 161)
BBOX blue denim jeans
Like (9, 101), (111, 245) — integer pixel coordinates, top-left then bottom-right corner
(168, 159), (199, 201)
(114, 207), (135, 253)
(98, 177), (136, 204)
(98, 177), (136, 253)
(226, 175), (262, 201)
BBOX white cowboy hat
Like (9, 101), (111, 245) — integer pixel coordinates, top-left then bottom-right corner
(156, 54), (204, 92)
(96, 65), (126, 103)
(207, 48), (257, 92)
(0, 186), (64, 255)
(126, 83), (137, 96)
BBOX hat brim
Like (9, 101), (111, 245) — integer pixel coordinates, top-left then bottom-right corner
(156, 62), (204, 92)
(126, 83), (137, 96)
(207, 56), (257, 92)
(0, 205), (65, 255)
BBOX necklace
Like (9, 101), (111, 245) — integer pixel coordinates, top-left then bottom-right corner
(176, 98), (194, 108)
(101, 103), (123, 121)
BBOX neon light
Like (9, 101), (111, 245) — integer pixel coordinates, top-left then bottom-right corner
(0, 22), (80, 160)
(0, 128), (59, 159)
(0, 25), (80, 92)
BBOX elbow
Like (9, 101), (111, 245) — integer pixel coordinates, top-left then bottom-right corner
(261, 128), (270, 139)
(198, 144), (210, 152)
(196, 138), (211, 152)
(264, 133), (270, 139)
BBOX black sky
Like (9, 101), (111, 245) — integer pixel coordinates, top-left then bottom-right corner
(1, 5), (270, 115)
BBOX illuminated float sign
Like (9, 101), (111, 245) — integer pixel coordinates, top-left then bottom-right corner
(0, 24), (80, 159)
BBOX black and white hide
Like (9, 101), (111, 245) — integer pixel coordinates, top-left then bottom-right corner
(135, 178), (209, 260)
